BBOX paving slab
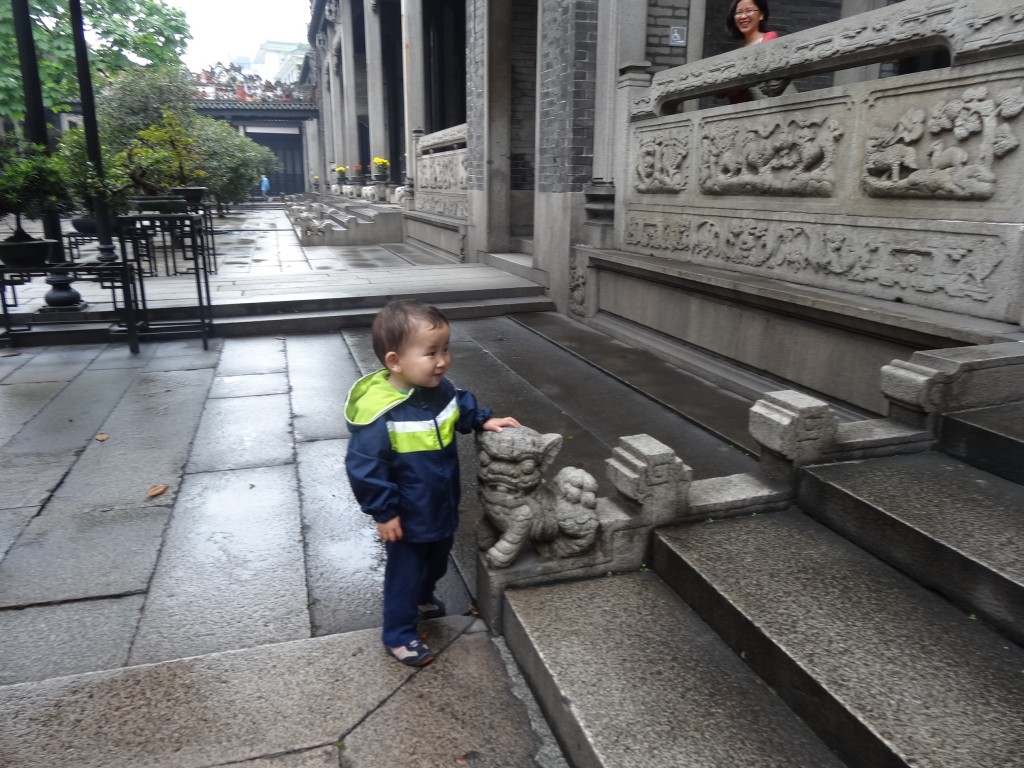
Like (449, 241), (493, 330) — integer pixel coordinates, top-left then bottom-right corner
(1, 368), (136, 457)
(209, 372), (290, 399)
(0, 380), (64, 447)
(339, 628), (549, 768)
(42, 367), (215, 515)
(0, 504), (170, 608)
(0, 450), (80, 510)
(0, 619), (471, 768)
(216, 336), (287, 376)
(0, 595), (145, 685)
(0, 345), (101, 384)
(285, 334), (359, 442)
(186, 393), (294, 473)
(129, 464), (308, 664)
(0, 506), (36, 557)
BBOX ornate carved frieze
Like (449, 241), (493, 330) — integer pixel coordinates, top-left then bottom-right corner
(633, 130), (689, 194)
(700, 112), (844, 196)
(624, 210), (1015, 319)
(569, 251), (588, 317)
(416, 149), (468, 193)
(624, 214), (691, 254)
(415, 193), (468, 219)
(863, 85), (1024, 199)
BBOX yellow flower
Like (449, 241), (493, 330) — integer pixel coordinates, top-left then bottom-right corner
(336, 165), (347, 173)
(373, 157), (390, 170)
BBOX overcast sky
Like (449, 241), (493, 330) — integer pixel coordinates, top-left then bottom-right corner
(167, 0), (311, 71)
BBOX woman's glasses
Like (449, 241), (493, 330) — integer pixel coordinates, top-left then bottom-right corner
(734, 8), (761, 16)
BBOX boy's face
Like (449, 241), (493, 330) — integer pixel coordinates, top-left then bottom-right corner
(385, 319), (451, 390)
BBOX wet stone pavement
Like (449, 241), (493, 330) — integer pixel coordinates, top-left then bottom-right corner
(0, 213), (758, 766)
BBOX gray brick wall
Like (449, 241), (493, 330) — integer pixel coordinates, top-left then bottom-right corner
(511, 0), (538, 190)
(647, 0), (690, 73)
(537, 0), (598, 193)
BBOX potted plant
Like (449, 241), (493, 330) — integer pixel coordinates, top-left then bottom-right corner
(336, 165), (347, 185)
(372, 156), (390, 182)
(55, 126), (133, 234)
(0, 135), (76, 267)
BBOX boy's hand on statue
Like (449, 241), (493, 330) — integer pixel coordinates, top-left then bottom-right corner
(377, 517), (403, 542)
(482, 416), (521, 433)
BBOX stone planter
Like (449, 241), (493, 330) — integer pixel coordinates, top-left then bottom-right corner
(169, 187), (208, 204)
(0, 238), (58, 268)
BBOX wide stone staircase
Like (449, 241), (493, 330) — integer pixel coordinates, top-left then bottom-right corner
(501, 353), (1024, 767)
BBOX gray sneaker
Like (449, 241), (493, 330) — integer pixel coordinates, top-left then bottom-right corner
(386, 639), (435, 667)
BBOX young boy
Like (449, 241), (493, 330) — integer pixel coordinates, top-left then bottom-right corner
(344, 300), (520, 666)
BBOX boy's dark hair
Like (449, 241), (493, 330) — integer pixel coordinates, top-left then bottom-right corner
(371, 300), (450, 365)
(725, 0), (770, 39)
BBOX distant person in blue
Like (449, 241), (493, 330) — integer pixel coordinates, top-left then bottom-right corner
(259, 175), (270, 201)
(344, 300), (520, 667)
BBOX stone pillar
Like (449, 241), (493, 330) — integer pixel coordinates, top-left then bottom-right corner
(364, 0), (389, 166)
(328, 37), (345, 174)
(685, 0), (706, 64)
(339, 0), (361, 169)
(468, 0), (512, 259)
(321, 49), (336, 178)
(612, 62), (652, 247)
(402, 0), (426, 183)
(583, 0), (648, 248)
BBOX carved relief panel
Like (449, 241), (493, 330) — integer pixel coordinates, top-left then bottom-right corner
(700, 111), (845, 197)
(630, 125), (691, 196)
(863, 84), (1024, 199)
(414, 148), (469, 220)
(623, 210), (1017, 321)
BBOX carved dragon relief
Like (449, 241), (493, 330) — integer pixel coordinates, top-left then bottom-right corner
(700, 113), (844, 196)
(568, 251), (588, 317)
(622, 211), (1009, 314)
(633, 131), (688, 194)
(687, 217), (1007, 306)
(863, 85), (1024, 198)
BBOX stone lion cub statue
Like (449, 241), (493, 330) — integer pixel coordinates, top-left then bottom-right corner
(477, 426), (600, 569)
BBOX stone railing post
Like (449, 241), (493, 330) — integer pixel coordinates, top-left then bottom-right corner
(748, 391), (839, 483)
(606, 434), (691, 525)
(881, 342), (1024, 429)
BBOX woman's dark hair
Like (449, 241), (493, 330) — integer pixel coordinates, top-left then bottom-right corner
(725, 0), (770, 39)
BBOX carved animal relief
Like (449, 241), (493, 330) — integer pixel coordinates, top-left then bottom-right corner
(700, 114), (844, 196)
(477, 427), (600, 569)
(863, 85), (1024, 198)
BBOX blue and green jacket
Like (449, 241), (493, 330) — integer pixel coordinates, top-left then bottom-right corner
(344, 369), (493, 542)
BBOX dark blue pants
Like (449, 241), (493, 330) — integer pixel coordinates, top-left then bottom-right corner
(382, 535), (452, 647)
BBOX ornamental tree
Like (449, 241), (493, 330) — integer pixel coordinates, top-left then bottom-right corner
(0, 0), (190, 121)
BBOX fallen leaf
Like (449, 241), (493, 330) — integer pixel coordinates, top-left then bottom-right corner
(147, 484), (169, 498)
(95, 433), (108, 442)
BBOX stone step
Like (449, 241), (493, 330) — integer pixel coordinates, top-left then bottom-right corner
(502, 571), (846, 768)
(797, 452), (1024, 645)
(211, 296), (557, 337)
(479, 251), (549, 287)
(653, 508), (1024, 768)
(939, 402), (1024, 485)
